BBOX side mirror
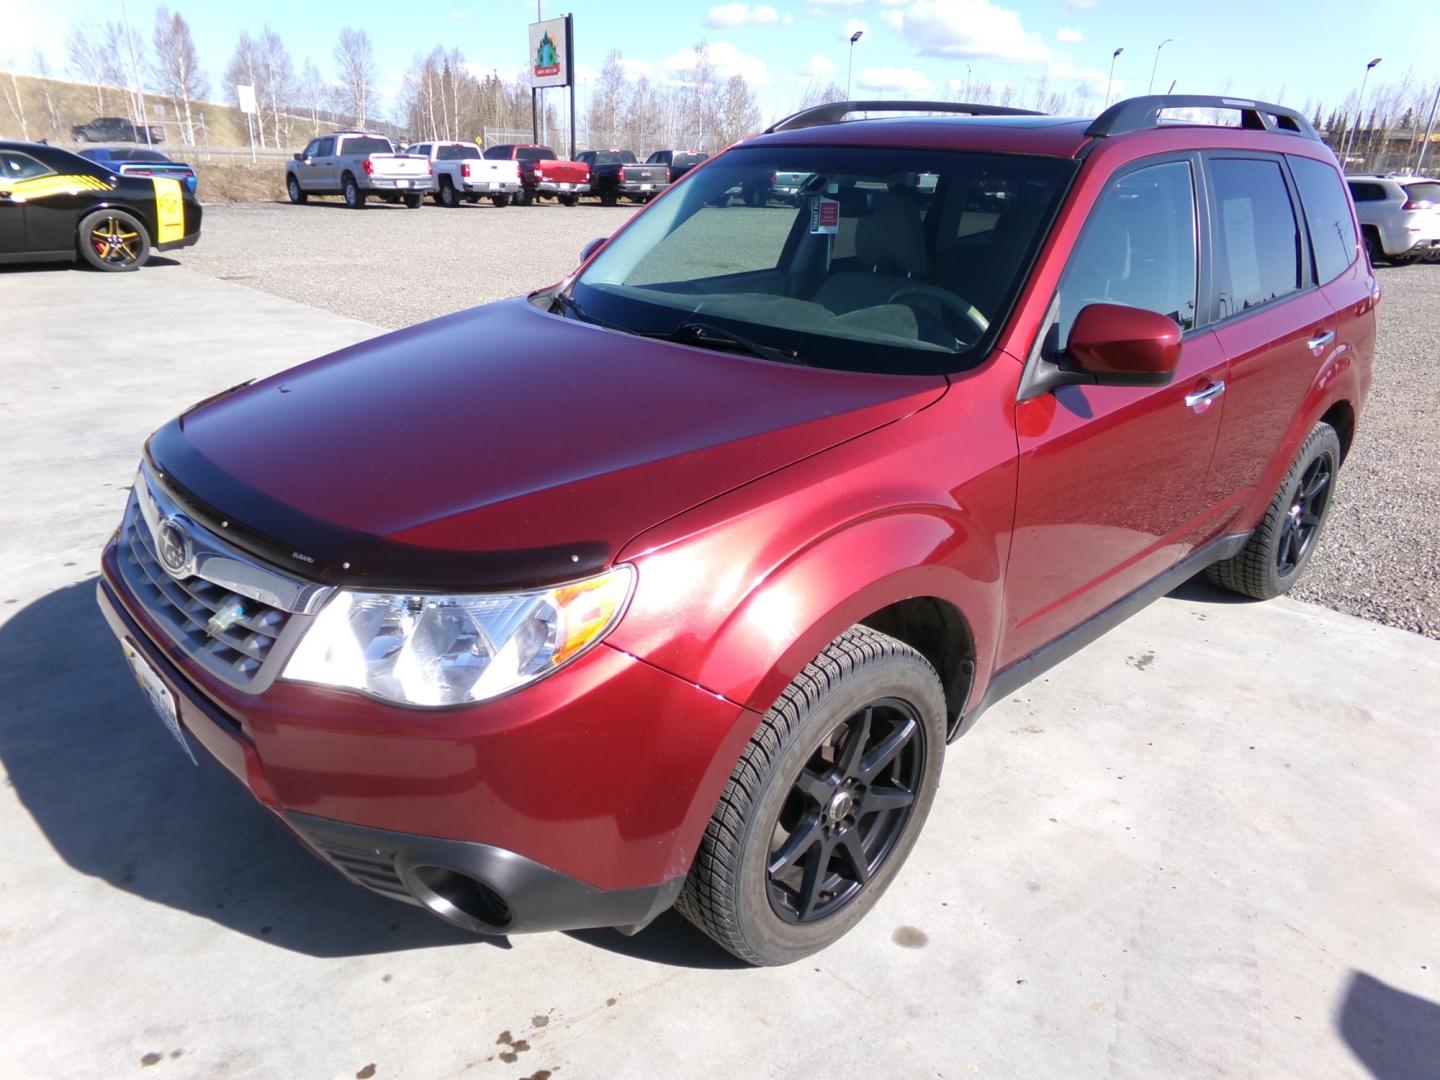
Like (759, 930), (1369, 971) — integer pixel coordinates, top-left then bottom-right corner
(1066, 303), (1182, 386)
(1018, 302), (1182, 401)
(292, 153), (303, 162)
(580, 236), (608, 263)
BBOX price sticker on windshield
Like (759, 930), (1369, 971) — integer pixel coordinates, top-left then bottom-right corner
(810, 197), (840, 235)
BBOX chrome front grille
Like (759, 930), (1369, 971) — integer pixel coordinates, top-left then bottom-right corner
(114, 468), (331, 692)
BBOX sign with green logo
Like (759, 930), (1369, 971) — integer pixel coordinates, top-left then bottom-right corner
(528, 16), (571, 89)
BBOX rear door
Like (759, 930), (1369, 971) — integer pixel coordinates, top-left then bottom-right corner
(1002, 154), (1228, 666)
(1203, 154), (1336, 526)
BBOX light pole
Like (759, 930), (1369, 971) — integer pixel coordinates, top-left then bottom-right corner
(1148, 38), (1173, 95)
(1416, 83), (1439, 175)
(964, 64), (972, 101)
(1105, 47), (1123, 108)
(1341, 57), (1382, 167)
(846, 30), (863, 99)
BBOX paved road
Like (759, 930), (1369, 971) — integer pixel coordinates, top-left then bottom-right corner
(1, 265), (1438, 1079)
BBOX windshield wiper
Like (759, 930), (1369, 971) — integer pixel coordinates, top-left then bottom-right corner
(644, 321), (803, 366)
(550, 288), (598, 324)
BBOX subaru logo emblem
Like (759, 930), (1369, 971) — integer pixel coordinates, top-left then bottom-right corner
(155, 517), (191, 577)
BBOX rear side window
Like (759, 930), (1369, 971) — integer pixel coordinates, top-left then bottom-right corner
(1058, 159), (1198, 344)
(1209, 158), (1302, 317)
(1290, 156), (1357, 284)
(1346, 181), (1386, 203)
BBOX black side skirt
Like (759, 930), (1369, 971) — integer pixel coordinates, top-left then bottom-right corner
(952, 531), (1251, 741)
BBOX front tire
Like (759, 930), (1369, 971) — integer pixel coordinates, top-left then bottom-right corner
(286, 175), (307, 204)
(77, 208), (151, 271)
(343, 175), (365, 209)
(676, 626), (946, 966)
(1207, 421), (1342, 600)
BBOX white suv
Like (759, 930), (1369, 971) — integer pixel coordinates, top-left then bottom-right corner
(1347, 174), (1440, 265)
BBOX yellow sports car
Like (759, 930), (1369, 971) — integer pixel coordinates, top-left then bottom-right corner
(1, 139), (201, 271)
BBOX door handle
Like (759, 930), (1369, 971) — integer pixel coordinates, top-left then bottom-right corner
(1184, 381), (1226, 411)
(1307, 329), (1336, 353)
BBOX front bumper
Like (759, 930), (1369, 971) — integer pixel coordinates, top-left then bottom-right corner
(96, 545), (750, 934)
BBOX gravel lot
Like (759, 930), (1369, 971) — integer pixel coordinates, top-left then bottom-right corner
(181, 202), (1440, 639)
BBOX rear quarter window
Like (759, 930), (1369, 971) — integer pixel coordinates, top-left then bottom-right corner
(1290, 156), (1358, 284)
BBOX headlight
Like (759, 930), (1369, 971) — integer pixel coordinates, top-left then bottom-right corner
(282, 565), (635, 707)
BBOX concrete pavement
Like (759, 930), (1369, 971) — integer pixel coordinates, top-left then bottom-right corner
(1, 264), (1437, 1080)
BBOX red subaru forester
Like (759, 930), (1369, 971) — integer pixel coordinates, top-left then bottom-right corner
(98, 96), (1375, 965)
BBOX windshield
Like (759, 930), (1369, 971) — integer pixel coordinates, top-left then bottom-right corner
(572, 146), (1073, 374)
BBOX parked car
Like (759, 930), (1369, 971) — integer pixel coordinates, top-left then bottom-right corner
(646, 148), (708, 182)
(1, 140), (199, 270)
(1347, 173), (1440, 264)
(575, 149), (668, 205)
(77, 146), (197, 194)
(405, 141), (522, 208)
(483, 144), (589, 206)
(285, 131), (432, 209)
(97, 95), (1374, 966)
(71, 116), (164, 144)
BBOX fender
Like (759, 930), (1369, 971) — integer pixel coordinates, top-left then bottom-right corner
(612, 363), (1021, 723)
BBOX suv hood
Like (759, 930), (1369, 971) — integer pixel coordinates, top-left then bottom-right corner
(147, 299), (945, 590)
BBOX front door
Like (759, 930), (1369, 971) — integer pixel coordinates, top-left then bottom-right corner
(1001, 155), (1228, 668)
(0, 153), (24, 254)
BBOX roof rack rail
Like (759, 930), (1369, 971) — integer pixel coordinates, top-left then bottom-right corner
(766, 100), (1043, 134)
(1087, 95), (1320, 141)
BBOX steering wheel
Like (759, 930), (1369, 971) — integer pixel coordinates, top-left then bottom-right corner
(886, 285), (990, 337)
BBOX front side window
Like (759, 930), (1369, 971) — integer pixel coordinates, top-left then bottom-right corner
(1289, 156), (1357, 284)
(1056, 159), (1198, 345)
(572, 146), (1074, 374)
(314, 138), (335, 157)
(1210, 158), (1302, 317)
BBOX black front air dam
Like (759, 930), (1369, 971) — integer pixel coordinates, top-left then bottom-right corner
(288, 812), (684, 937)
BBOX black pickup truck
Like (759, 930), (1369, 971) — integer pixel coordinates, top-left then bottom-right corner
(576, 150), (668, 206)
(71, 117), (165, 144)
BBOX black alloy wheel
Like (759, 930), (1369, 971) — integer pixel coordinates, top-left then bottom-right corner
(1275, 451), (1334, 575)
(766, 699), (925, 924)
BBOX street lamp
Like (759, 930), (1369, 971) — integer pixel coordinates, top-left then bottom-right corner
(964, 64), (972, 101)
(1341, 57), (1382, 167)
(1148, 38), (1173, 96)
(846, 30), (863, 99)
(1105, 47), (1124, 108)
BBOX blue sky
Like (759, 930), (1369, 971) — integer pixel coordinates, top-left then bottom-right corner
(9, 0), (1436, 123)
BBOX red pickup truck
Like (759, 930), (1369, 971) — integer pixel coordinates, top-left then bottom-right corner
(99, 95), (1375, 966)
(482, 143), (589, 206)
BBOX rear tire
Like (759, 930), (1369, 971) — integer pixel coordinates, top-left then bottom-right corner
(675, 625), (946, 966)
(559, 194), (579, 206)
(286, 175), (307, 204)
(491, 194), (510, 208)
(1207, 422), (1342, 600)
(600, 187), (617, 207)
(77, 208), (151, 271)
(403, 193), (423, 208)
(438, 180), (459, 208)
(342, 175), (365, 209)
(517, 188), (533, 206)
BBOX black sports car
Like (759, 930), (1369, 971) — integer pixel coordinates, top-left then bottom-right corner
(0, 140), (201, 271)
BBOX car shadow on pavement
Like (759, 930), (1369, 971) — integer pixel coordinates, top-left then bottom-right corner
(1166, 573), (1262, 605)
(0, 581), (482, 959)
(1336, 970), (1440, 1079)
(567, 912), (749, 971)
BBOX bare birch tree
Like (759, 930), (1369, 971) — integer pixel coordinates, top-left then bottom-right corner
(257, 27), (295, 146)
(152, 8), (207, 146)
(335, 27), (376, 128)
(66, 27), (108, 114)
(223, 32), (264, 146)
(30, 50), (63, 138)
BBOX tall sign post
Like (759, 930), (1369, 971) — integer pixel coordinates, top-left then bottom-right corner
(528, 15), (575, 155)
(237, 84), (258, 164)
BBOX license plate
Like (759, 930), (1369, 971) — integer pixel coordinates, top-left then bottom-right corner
(559, 183), (573, 191)
(487, 182), (498, 190)
(124, 643), (195, 764)
(640, 184), (652, 191)
(396, 180), (410, 188)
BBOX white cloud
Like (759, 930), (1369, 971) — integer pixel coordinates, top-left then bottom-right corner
(807, 0), (866, 5)
(856, 66), (934, 96)
(1056, 28), (1084, 43)
(886, 0), (1048, 63)
(803, 54), (838, 78)
(619, 58), (656, 82)
(574, 62), (600, 85)
(706, 3), (790, 27)
(1063, 0), (1098, 9)
(664, 41), (772, 86)
(842, 17), (869, 40)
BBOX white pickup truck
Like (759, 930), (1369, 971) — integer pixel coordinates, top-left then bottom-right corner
(405, 141), (524, 208)
(285, 131), (434, 209)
